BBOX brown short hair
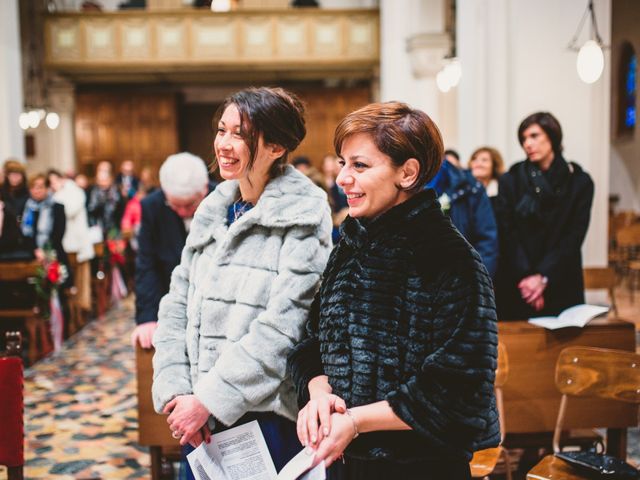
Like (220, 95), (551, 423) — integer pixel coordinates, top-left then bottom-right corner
(28, 173), (48, 189)
(333, 102), (443, 192)
(469, 146), (505, 180)
(518, 112), (563, 154)
(212, 87), (306, 179)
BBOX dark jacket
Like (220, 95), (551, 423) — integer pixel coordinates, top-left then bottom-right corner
(135, 189), (187, 325)
(428, 161), (498, 277)
(135, 185), (215, 325)
(0, 201), (32, 259)
(87, 184), (125, 235)
(115, 173), (140, 200)
(1, 185), (29, 223)
(23, 201), (73, 288)
(288, 190), (500, 464)
(494, 156), (594, 319)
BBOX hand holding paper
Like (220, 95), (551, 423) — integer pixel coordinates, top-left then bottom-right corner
(187, 421), (326, 480)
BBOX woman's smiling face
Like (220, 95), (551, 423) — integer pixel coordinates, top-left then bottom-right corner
(214, 104), (252, 181)
(336, 133), (409, 219)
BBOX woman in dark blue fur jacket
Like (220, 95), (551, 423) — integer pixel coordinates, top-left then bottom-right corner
(287, 102), (500, 479)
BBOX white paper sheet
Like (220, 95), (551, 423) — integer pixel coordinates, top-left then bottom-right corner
(186, 420), (326, 480)
(187, 420), (278, 480)
(276, 449), (325, 480)
(528, 304), (609, 330)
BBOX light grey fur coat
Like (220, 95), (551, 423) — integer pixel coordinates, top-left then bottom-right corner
(152, 166), (332, 425)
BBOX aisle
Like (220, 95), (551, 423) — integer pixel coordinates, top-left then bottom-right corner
(23, 296), (150, 479)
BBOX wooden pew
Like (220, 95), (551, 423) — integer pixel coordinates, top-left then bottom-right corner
(91, 242), (111, 319)
(0, 261), (53, 365)
(136, 345), (180, 480)
(498, 316), (637, 459)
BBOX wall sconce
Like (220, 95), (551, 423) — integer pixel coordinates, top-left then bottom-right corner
(568, 0), (608, 84)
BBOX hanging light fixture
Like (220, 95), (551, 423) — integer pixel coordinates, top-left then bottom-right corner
(568, 0), (608, 84)
(18, 0), (60, 131)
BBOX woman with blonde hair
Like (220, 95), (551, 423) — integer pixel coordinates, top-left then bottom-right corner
(468, 146), (505, 198)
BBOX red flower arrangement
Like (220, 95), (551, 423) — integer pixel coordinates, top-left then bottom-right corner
(35, 249), (68, 351)
(106, 238), (126, 266)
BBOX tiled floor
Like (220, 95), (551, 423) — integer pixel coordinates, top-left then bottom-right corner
(19, 297), (150, 479)
(0, 287), (638, 479)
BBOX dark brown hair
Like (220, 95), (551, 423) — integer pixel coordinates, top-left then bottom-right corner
(518, 111), (563, 155)
(333, 102), (444, 192)
(212, 87), (306, 179)
(469, 146), (505, 180)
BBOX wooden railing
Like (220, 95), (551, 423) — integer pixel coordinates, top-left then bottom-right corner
(44, 9), (379, 75)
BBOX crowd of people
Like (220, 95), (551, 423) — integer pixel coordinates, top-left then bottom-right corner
(0, 86), (594, 479)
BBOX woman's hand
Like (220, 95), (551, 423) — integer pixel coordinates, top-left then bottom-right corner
(310, 412), (357, 468)
(164, 394), (211, 447)
(518, 274), (547, 307)
(186, 423), (212, 449)
(297, 393), (347, 448)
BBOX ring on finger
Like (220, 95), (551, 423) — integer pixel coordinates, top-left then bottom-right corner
(171, 430), (182, 439)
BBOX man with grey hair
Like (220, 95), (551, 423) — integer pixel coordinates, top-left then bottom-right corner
(131, 152), (214, 348)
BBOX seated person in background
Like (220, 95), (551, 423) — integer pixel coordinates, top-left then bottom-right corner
(468, 146), (505, 202)
(322, 154), (348, 244)
(426, 153), (498, 278)
(115, 159), (139, 201)
(0, 190), (31, 258)
(21, 174), (72, 288)
(87, 166), (125, 238)
(138, 165), (158, 195)
(48, 169), (94, 264)
(444, 148), (462, 168)
(291, 155), (312, 174)
(495, 111), (594, 319)
(131, 152), (213, 349)
(1, 159), (30, 222)
(48, 169), (94, 311)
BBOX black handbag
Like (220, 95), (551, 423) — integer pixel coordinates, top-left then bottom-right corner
(555, 451), (640, 479)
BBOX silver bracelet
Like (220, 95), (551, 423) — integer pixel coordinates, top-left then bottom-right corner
(345, 408), (359, 439)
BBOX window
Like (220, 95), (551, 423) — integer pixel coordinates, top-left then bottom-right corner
(618, 42), (637, 135)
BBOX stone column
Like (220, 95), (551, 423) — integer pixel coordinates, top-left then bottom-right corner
(0, 0), (25, 162)
(48, 80), (77, 175)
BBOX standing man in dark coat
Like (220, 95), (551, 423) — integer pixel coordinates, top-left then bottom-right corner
(495, 112), (594, 320)
(131, 153), (213, 348)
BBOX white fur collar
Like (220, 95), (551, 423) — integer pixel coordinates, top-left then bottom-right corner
(186, 166), (327, 249)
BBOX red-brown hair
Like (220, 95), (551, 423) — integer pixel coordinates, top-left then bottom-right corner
(469, 146), (505, 180)
(333, 102), (443, 192)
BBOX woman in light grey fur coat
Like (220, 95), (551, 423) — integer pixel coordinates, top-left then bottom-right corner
(152, 87), (332, 473)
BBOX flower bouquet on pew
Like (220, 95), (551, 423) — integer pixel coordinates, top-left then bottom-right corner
(35, 247), (68, 351)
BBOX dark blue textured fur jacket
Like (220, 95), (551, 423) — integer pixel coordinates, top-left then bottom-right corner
(288, 189), (500, 463)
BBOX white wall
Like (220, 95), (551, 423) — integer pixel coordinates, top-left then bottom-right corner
(0, 0), (25, 164)
(457, 0), (611, 267)
(379, 0), (458, 144)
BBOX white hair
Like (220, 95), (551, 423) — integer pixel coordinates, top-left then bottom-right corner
(159, 152), (209, 198)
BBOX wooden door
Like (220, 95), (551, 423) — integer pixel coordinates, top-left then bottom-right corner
(293, 87), (371, 167)
(75, 92), (179, 177)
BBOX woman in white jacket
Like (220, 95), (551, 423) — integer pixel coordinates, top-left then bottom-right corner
(48, 170), (95, 311)
(152, 87), (332, 475)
